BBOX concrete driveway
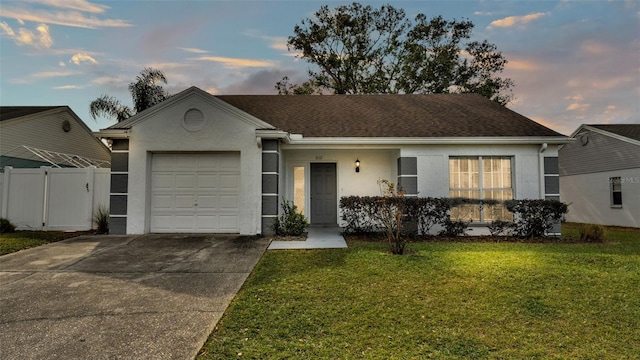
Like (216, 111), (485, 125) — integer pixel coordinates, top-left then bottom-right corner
(0, 234), (269, 360)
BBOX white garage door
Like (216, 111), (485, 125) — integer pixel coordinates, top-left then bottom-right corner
(150, 152), (240, 233)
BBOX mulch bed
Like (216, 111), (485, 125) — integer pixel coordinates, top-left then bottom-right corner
(344, 234), (586, 244)
(270, 234), (308, 241)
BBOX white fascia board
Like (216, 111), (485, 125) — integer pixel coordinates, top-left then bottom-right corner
(94, 129), (130, 139)
(578, 125), (640, 146)
(102, 88), (196, 130)
(284, 136), (574, 146)
(256, 129), (290, 140)
(102, 87), (276, 131)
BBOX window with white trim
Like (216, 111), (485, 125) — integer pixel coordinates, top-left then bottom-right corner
(610, 177), (622, 207)
(449, 156), (513, 222)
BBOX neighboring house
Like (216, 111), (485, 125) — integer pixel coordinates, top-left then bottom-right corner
(559, 124), (640, 228)
(0, 106), (111, 169)
(96, 86), (571, 235)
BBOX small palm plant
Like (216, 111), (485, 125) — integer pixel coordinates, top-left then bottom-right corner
(93, 204), (109, 234)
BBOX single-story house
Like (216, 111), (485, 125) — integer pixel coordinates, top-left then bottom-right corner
(0, 106), (111, 169)
(559, 124), (640, 228)
(96, 86), (571, 235)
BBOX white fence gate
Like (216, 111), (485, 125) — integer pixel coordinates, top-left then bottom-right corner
(0, 167), (110, 231)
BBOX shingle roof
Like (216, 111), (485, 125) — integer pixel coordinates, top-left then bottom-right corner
(216, 94), (563, 137)
(588, 124), (640, 142)
(0, 106), (64, 122)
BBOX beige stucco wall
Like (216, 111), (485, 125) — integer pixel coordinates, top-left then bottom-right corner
(281, 148), (399, 222)
(125, 94), (262, 235)
(400, 144), (555, 200)
(281, 143), (553, 227)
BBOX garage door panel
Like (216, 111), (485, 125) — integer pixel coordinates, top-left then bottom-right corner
(219, 216), (239, 231)
(152, 154), (176, 170)
(150, 215), (173, 231)
(175, 174), (196, 189)
(173, 215), (197, 230)
(175, 154), (198, 171)
(219, 154), (240, 169)
(197, 195), (218, 210)
(197, 174), (219, 189)
(174, 195), (196, 209)
(219, 195), (239, 210)
(151, 194), (174, 210)
(150, 152), (240, 233)
(220, 174), (240, 190)
(196, 215), (219, 231)
(151, 174), (174, 190)
(197, 155), (220, 169)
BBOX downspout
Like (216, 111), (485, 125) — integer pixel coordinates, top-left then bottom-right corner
(539, 143), (547, 199)
(256, 136), (262, 235)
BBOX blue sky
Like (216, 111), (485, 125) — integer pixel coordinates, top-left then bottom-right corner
(1, 0), (638, 134)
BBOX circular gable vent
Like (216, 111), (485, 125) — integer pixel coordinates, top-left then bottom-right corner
(182, 108), (205, 131)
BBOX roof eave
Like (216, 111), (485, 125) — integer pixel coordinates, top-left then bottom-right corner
(574, 124), (640, 146)
(284, 136), (574, 146)
(256, 129), (291, 144)
(94, 129), (131, 139)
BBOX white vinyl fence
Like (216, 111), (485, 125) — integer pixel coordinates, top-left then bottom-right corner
(0, 167), (110, 231)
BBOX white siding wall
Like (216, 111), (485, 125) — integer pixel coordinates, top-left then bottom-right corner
(0, 109), (111, 162)
(559, 129), (640, 175)
(561, 168), (640, 227)
(125, 95), (262, 235)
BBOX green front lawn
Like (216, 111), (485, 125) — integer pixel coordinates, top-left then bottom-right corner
(199, 223), (640, 359)
(0, 231), (92, 255)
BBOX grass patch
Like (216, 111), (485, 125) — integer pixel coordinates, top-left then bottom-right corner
(198, 224), (640, 359)
(0, 231), (92, 255)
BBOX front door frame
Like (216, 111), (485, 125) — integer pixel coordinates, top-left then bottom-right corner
(310, 162), (338, 225)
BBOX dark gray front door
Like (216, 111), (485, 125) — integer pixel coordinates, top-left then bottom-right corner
(310, 163), (337, 225)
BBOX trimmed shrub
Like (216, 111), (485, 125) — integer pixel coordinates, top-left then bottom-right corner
(488, 220), (515, 236)
(405, 197), (450, 235)
(272, 199), (309, 236)
(340, 196), (378, 234)
(438, 219), (470, 237)
(0, 218), (16, 233)
(505, 199), (568, 238)
(579, 224), (606, 243)
(340, 194), (568, 240)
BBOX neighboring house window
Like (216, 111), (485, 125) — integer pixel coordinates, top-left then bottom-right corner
(449, 156), (513, 222)
(610, 177), (622, 207)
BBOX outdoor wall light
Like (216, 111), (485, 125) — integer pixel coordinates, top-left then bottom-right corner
(355, 158), (360, 173)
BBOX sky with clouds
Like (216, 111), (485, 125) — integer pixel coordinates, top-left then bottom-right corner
(1, 0), (638, 134)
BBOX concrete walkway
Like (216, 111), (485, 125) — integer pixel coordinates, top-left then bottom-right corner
(0, 234), (269, 360)
(268, 226), (348, 250)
